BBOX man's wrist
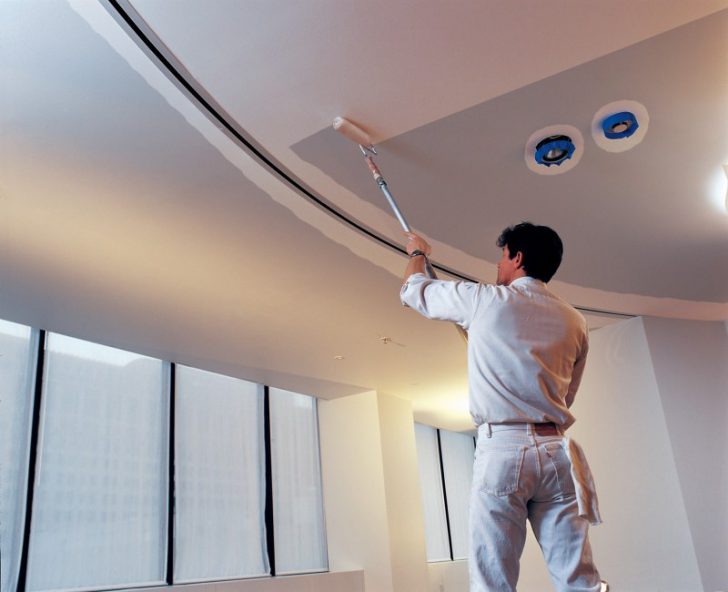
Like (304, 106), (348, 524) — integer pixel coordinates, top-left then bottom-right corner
(410, 249), (427, 258)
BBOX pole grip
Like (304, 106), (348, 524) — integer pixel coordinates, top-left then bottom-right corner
(365, 155), (383, 182)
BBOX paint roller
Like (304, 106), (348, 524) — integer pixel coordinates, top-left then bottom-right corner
(333, 117), (468, 343)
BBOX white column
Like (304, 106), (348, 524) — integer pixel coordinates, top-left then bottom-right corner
(376, 393), (429, 592)
(318, 390), (429, 592)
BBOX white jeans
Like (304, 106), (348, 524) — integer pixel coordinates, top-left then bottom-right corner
(470, 424), (602, 592)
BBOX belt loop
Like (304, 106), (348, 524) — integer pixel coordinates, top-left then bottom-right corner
(485, 423), (492, 438)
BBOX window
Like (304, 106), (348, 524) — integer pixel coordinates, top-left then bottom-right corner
(0, 320), (36, 592)
(414, 423), (475, 562)
(269, 388), (327, 574)
(7, 321), (330, 592)
(414, 423), (450, 561)
(26, 334), (168, 591)
(174, 366), (268, 582)
(439, 430), (475, 560)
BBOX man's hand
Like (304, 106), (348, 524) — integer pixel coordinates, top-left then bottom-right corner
(405, 232), (432, 256)
(403, 232), (432, 283)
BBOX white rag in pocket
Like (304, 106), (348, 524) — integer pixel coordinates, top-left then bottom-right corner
(563, 437), (602, 526)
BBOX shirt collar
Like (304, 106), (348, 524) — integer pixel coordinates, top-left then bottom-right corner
(510, 276), (546, 289)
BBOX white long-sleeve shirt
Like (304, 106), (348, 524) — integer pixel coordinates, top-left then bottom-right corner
(400, 274), (589, 429)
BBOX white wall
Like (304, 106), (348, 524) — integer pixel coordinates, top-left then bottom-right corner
(642, 317), (728, 592)
(427, 561), (468, 592)
(570, 317), (703, 591)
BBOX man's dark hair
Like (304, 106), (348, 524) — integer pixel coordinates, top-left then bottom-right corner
(496, 222), (563, 282)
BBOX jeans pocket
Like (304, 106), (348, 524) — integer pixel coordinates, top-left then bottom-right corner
(477, 446), (526, 496)
(543, 442), (576, 496)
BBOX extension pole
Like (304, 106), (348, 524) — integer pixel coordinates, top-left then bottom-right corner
(360, 146), (437, 279)
(333, 117), (467, 343)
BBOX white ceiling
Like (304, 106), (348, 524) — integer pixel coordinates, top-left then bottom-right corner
(1, 1), (727, 431)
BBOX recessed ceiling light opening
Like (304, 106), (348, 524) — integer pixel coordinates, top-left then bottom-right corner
(592, 100), (649, 153)
(525, 125), (583, 176)
(602, 111), (639, 139)
(535, 135), (575, 167)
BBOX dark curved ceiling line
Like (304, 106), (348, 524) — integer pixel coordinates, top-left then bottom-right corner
(103, 0), (631, 320)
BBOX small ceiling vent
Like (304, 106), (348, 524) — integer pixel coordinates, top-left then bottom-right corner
(525, 125), (583, 175)
(592, 100), (649, 152)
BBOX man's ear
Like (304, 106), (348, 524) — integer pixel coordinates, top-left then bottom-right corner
(513, 251), (524, 269)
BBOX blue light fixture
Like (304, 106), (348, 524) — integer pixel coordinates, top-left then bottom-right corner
(534, 135), (575, 167)
(526, 124), (583, 175)
(601, 111), (639, 139)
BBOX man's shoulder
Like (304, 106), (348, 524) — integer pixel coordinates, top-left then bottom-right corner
(521, 283), (588, 331)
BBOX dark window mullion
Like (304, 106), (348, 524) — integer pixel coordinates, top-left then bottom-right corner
(166, 362), (176, 585)
(436, 429), (454, 561)
(16, 329), (46, 592)
(263, 386), (276, 576)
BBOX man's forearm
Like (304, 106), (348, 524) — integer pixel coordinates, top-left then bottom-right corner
(403, 253), (427, 283)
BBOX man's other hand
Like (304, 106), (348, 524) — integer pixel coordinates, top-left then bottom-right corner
(405, 232), (432, 257)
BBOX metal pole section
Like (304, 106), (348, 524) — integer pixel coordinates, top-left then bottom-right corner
(367, 154), (438, 279)
(379, 178), (438, 279)
(377, 179), (411, 233)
